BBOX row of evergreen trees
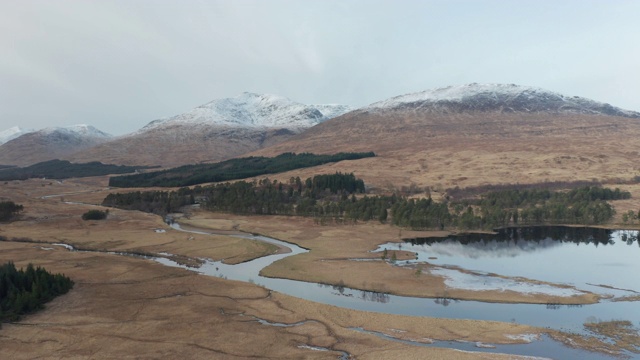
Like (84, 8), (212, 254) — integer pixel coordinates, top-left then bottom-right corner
(109, 152), (376, 188)
(0, 159), (153, 181)
(0, 262), (74, 323)
(103, 172), (372, 217)
(102, 174), (628, 230)
(0, 201), (23, 221)
(391, 186), (626, 230)
(102, 190), (195, 215)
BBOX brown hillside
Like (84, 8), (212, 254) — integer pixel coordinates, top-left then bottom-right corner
(250, 110), (640, 190)
(67, 124), (297, 167)
(0, 131), (109, 167)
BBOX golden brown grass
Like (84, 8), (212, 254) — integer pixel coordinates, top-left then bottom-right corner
(3, 177), (612, 359)
(0, 240), (547, 360)
(0, 178), (278, 265)
(250, 112), (640, 194)
(585, 320), (640, 354)
(549, 320), (640, 357)
(2, 114), (638, 357)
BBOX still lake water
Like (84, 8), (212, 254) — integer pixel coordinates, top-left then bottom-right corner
(381, 226), (640, 298)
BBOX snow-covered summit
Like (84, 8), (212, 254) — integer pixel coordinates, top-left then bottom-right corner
(0, 126), (35, 145)
(142, 92), (352, 131)
(367, 83), (640, 118)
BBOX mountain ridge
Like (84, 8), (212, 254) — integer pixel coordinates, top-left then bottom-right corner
(140, 92), (352, 132)
(3, 84), (639, 170)
(65, 93), (351, 167)
(365, 83), (640, 118)
(0, 125), (113, 166)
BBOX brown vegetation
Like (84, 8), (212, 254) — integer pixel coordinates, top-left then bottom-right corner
(3, 105), (640, 358)
(251, 112), (640, 193)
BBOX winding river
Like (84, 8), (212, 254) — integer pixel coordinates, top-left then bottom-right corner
(159, 222), (638, 360)
(42, 192), (637, 359)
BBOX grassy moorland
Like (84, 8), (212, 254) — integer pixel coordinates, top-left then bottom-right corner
(1, 177), (575, 360)
(0, 161), (637, 358)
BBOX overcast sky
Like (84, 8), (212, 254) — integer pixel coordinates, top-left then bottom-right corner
(1, 0), (639, 136)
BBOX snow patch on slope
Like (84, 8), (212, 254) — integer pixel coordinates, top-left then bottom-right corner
(0, 126), (35, 145)
(366, 83), (640, 117)
(39, 124), (112, 139)
(142, 92), (352, 132)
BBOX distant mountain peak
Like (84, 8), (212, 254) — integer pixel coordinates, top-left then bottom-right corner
(0, 126), (35, 145)
(39, 124), (112, 138)
(141, 93), (352, 132)
(0, 124), (113, 166)
(366, 83), (640, 118)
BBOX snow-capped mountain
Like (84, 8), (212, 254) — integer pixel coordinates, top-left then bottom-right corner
(142, 92), (352, 131)
(0, 126), (35, 145)
(366, 83), (640, 118)
(0, 124), (112, 166)
(255, 83), (640, 173)
(67, 93), (351, 167)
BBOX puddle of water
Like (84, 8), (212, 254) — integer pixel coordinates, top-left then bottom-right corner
(352, 328), (620, 360)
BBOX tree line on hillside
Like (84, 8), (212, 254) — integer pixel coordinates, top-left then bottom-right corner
(107, 152), (376, 188)
(0, 262), (74, 324)
(445, 180), (600, 201)
(0, 159), (156, 181)
(0, 201), (23, 221)
(103, 171), (629, 230)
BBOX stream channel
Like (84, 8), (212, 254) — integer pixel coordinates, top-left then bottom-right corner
(44, 198), (637, 359)
(154, 222), (640, 359)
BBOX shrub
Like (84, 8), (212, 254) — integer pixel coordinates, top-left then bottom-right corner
(81, 209), (107, 221)
(0, 201), (23, 221)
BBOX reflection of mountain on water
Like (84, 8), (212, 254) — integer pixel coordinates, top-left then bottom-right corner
(404, 227), (638, 259)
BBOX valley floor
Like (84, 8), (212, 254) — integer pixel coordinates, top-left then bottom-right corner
(0, 177), (638, 358)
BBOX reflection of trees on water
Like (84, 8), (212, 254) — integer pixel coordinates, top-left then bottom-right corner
(406, 226), (640, 248)
(360, 290), (389, 303)
(317, 283), (390, 303)
(434, 296), (459, 307)
(546, 303), (584, 310)
(620, 230), (640, 246)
